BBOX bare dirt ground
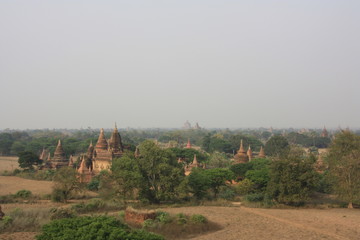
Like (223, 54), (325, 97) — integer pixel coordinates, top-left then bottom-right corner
(0, 157), (19, 173)
(0, 176), (52, 195)
(1, 205), (360, 240)
(162, 206), (360, 240)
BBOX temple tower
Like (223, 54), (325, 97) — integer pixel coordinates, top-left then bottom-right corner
(78, 156), (93, 183)
(321, 126), (329, 138)
(109, 123), (124, 158)
(247, 146), (253, 161)
(186, 139), (192, 149)
(233, 140), (249, 163)
(51, 140), (69, 169)
(258, 146), (266, 158)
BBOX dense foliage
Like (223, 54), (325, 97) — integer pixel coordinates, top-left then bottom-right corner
(36, 216), (164, 240)
(266, 148), (319, 205)
(327, 131), (360, 208)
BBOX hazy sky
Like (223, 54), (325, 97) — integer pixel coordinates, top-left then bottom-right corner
(1, 1), (359, 129)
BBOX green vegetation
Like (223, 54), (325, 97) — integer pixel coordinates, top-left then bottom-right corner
(36, 216), (164, 240)
(266, 148), (319, 205)
(264, 135), (290, 157)
(327, 131), (360, 208)
(18, 151), (42, 170)
(52, 167), (83, 203)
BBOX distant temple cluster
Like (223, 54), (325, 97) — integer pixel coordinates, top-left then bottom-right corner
(39, 125), (268, 183)
(183, 121), (201, 130)
(233, 140), (266, 164)
(40, 125), (124, 182)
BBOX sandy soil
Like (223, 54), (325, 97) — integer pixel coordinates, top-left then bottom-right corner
(0, 157), (19, 173)
(0, 176), (52, 195)
(162, 206), (360, 240)
(0, 232), (38, 240)
(1, 205), (360, 239)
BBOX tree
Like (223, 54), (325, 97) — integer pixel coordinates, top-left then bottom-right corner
(265, 135), (290, 157)
(208, 151), (231, 168)
(245, 159), (271, 191)
(135, 140), (184, 203)
(266, 148), (319, 205)
(188, 168), (234, 199)
(327, 131), (360, 208)
(111, 153), (142, 201)
(204, 168), (234, 198)
(0, 133), (14, 155)
(18, 151), (42, 170)
(52, 167), (83, 203)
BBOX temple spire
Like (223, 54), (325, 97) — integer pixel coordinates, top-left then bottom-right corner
(95, 128), (108, 150)
(258, 146), (266, 158)
(238, 140), (245, 154)
(186, 139), (192, 149)
(247, 145), (253, 161)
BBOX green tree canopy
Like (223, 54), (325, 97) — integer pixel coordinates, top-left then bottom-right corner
(265, 135), (290, 157)
(327, 131), (360, 208)
(266, 148), (319, 205)
(18, 151), (42, 170)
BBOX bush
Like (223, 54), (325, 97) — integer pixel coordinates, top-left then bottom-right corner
(15, 189), (32, 199)
(244, 193), (264, 202)
(175, 213), (187, 225)
(218, 186), (236, 200)
(190, 214), (207, 224)
(87, 177), (100, 191)
(235, 179), (255, 195)
(71, 199), (123, 214)
(36, 216), (164, 240)
(0, 208), (49, 233)
(143, 219), (155, 228)
(156, 211), (172, 224)
(50, 208), (76, 220)
(51, 188), (66, 202)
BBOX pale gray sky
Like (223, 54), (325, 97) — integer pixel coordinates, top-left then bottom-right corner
(1, 1), (359, 129)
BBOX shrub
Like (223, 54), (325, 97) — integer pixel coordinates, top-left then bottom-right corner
(51, 188), (66, 202)
(218, 186), (236, 200)
(0, 208), (49, 232)
(2, 216), (13, 225)
(50, 208), (76, 220)
(235, 179), (255, 195)
(156, 211), (172, 224)
(15, 189), (32, 199)
(175, 213), (187, 225)
(143, 219), (155, 228)
(36, 216), (164, 240)
(245, 193), (264, 202)
(87, 177), (100, 191)
(190, 214), (207, 224)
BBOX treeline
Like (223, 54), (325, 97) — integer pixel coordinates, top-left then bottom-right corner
(0, 128), (334, 157)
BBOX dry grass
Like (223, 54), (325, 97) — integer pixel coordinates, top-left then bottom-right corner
(0, 176), (53, 196)
(0, 156), (19, 173)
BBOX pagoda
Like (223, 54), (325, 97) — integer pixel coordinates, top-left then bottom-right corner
(78, 156), (93, 183)
(92, 126), (124, 174)
(50, 140), (69, 169)
(185, 139), (192, 149)
(321, 126), (329, 138)
(247, 146), (253, 161)
(258, 146), (266, 158)
(233, 140), (249, 163)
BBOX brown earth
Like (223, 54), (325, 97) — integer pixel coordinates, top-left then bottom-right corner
(0, 176), (52, 196)
(162, 206), (360, 240)
(1, 205), (360, 240)
(0, 157), (19, 173)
